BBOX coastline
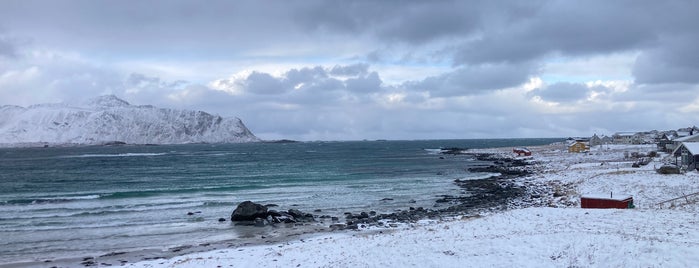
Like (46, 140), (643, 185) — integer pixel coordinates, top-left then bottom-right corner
(2, 144), (539, 268)
(9, 142), (699, 267)
(127, 142), (699, 267)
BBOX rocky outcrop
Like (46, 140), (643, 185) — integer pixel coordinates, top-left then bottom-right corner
(230, 201), (316, 226)
(229, 153), (535, 231)
(230, 201), (268, 221)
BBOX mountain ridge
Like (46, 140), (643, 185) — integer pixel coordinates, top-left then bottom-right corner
(0, 95), (259, 147)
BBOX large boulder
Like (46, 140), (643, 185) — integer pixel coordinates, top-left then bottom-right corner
(288, 209), (315, 222)
(231, 201), (268, 221)
(657, 165), (681, 174)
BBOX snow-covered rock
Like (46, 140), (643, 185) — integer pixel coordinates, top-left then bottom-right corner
(0, 95), (259, 146)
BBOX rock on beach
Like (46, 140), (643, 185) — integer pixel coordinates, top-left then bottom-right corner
(231, 201), (268, 221)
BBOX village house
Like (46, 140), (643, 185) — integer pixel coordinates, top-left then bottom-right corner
(668, 133), (699, 153)
(656, 133), (673, 152)
(590, 134), (603, 147)
(672, 142), (699, 171)
(612, 132), (638, 144)
(568, 141), (589, 153)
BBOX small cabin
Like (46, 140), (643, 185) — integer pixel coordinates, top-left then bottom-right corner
(581, 194), (634, 209)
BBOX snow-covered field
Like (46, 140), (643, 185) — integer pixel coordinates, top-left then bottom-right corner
(129, 144), (699, 267)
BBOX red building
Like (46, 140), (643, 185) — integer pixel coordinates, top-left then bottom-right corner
(513, 147), (531, 156)
(581, 194), (634, 209)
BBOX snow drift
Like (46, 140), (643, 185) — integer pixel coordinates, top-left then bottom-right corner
(0, 95), (259, 146)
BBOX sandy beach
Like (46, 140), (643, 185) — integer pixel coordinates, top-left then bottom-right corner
(109, 143), (699, 267)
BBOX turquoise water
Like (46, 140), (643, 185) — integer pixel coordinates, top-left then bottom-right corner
(0, 139), (559, 263)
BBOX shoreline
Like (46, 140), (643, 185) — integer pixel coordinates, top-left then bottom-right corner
(2, 145), (548, 268)
(13, 141), (692, 267)
(119, 142), (699, 267)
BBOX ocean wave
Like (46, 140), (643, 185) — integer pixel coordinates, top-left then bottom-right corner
(60, 153), (167, 158)
(100, 185), (253, 200)
(2, 194), (101, 205)
(202, 201), (237, 207)
(423, 148), (443, 155)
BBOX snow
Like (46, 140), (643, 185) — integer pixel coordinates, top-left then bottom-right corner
(679, 142), (699, 155)
(0, 95), (259, 146)
(673, 134), (699, 142)
(127, 143), (699, 267)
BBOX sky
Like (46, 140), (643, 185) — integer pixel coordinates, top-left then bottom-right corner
(1, 0), (698, 141)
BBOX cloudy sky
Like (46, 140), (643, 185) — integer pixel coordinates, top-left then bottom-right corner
(1, 0), (698, 140)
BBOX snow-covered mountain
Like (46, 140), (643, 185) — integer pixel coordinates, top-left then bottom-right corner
(0, 95), (259, 146)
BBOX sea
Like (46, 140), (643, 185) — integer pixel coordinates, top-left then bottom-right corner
(0, 138), (560, 264)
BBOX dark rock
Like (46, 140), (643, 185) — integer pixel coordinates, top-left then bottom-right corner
(287, 209), (306, 219)
(358, 212), (369, 219)
(218, 218), (226, 222)
(274, 212), (297, 223)
(331, 217), (339, 222)
(267, 210), (282, 217)
(284, 209), (314, 222)
(264, 204), (279, 208)
(254, 217), (267, 227)
(380, 198), (394, 201)
(231, 201), (268, 221)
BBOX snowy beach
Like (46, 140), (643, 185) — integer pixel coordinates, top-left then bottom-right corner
(125, 143), (699, 268)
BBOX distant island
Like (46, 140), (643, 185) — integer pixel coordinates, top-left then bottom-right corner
(0, 95), (259, 147)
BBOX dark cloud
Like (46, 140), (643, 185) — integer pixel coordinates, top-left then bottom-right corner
(632, 34), (699, 84)
(0, 35), (16, 58)
(285, 67), (329, 87)
(330, 63), (369, 76)
(0, 1), (301, 58)
(405, 62), (536, 97)
(345, 72), (382, 93)
(529, 82), (590, 102)
(453, 1), (657, 65)
(612, 83), (699, 103)
(245, 72), (288, 95)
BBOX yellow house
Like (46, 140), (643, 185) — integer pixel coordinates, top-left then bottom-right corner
(568, 141), (589, 153)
